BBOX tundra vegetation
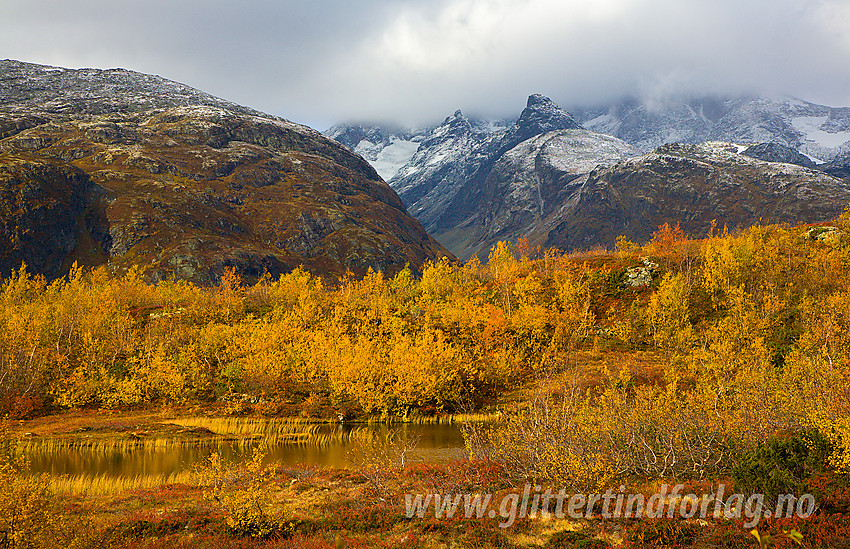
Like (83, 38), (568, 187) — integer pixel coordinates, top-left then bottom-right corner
(2, 213), (850, 547)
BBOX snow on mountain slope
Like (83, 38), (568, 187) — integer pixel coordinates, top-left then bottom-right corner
(470, 129), (637, 259)
(792, 116), (850, 149)
(391, 110), (497, 226)
(324, 118), (509, 183)
(571, 96), (850, 160)
(351, 136), (420, 181)
(392, 95), (584, 248)
(329, 94), (850, 191)
(323, 93), (850, 259)
(324, 123), (427, 181)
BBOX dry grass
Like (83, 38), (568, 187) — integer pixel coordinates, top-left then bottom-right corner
(50, 470), (199, 495)
(170, 417), (379, 446)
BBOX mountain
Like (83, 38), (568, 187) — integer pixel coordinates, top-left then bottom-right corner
(324, 117), (510, 185)
(0, 60), (452, 283)
(468, 129), (636, 258)
(540, 142), (850, 251)
(389, 95), (584, 258)
(572, 95), (850, 161)
(323, 123), (426, 182)
(330, 93), (850, 259)
(392, 110), (501, 228)
(333, 95), (850, 191)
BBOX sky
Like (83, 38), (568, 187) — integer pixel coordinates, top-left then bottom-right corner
(2, 0), (850, 130)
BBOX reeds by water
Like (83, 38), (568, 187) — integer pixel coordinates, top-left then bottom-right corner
(170, 417), (377, 446)
(50, 470), (199, 495)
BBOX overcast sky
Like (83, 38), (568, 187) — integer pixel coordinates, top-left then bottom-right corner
(2, 0), (850, 129)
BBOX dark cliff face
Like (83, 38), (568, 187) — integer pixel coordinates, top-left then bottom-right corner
(0, 154), (91, 277)
(822, 150), (850, 180)
(543, 142), (850, 251)
(742, 142), (816, 168)
(0, 60), (452, 283)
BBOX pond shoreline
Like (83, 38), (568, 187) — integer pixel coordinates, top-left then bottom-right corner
(9, 407), (477, 479)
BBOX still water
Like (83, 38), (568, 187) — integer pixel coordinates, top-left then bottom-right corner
(27, 423), (467, 477)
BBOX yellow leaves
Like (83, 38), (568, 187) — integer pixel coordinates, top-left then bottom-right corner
(807, 410), (850, 474)
(615, 234), (639, 257)
(513, 272), (544, 307)
(796, 291), (850, 363)
(646, 271), (692, 360)
(199, 447), (286, 537)
(1, 218), (849, 439)
(488, 240), (516, 281)
(550, 269), (593, 351)
(0, 433), (77, 549)
(419, 257), (461, 304)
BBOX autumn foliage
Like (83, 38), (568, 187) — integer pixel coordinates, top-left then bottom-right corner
(0, 219), (849, 487)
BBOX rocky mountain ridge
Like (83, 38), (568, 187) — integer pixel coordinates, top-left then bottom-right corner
(331, 94), (850, 183)
(0, 59), (452, 283)
(539, 142), (850, 251)
(324, 117), (510, 182)
(390, 95), (583, 255)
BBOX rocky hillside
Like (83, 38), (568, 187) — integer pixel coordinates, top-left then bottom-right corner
(540, 142), (850, 251)
(0, 60), (451, 283)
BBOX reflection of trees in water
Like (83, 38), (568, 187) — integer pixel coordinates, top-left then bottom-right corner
(25, 423), (465, 477)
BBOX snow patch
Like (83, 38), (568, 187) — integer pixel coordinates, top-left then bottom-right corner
(792, 116), (850, 148)
(800, 151), (824, 165)
(363, 137), (420, 181)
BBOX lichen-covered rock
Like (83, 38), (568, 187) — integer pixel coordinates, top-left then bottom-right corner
(802, 226), (845, 243)
(625, 258), (659, 287)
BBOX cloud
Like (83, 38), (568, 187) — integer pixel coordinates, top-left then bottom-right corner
(1, 0), (849, 128)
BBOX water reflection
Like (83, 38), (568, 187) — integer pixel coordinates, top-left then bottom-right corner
(27, 423), (466, 477)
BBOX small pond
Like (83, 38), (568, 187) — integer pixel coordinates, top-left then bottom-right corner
(26, 422), (467, 477)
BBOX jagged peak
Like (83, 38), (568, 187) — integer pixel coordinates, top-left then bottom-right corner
(501, 94), (583, 150)
(526, 93), (555, 109)
(442, 109), (466, 125)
